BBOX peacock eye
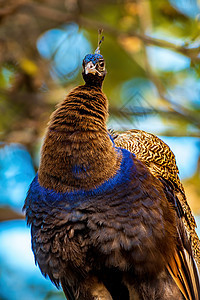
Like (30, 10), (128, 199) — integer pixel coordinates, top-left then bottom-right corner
(99, 61), (105, 68)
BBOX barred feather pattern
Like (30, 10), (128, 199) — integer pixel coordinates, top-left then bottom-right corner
(114, 129), (200, 267)
(38, 84), (121, 193)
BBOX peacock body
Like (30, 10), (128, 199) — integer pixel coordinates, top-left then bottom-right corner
(24, 51), (200, 300)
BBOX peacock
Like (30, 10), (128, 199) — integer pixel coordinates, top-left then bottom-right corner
(23, 36), (200, 300)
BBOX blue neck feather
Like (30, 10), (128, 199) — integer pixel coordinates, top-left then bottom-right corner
(27, 148), (135, 207)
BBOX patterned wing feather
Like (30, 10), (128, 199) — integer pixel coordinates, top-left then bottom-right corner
(113, 129), (200, 267)
(113, 129), (200, 299)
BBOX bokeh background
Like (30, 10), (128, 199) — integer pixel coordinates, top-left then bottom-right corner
(0, 0), (200, 299)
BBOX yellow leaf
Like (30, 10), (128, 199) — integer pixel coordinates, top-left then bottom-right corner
(20, 58), (38, 75)
(119, 36), (142, 53)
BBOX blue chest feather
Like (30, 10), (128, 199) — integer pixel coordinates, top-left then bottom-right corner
(26, 148), (135, 208)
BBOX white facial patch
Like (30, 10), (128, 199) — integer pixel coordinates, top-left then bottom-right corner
(85, 61), (102, 76)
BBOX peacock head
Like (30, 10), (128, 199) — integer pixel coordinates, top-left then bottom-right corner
(82, 30), (106, 87)
(82, 53), (107, 87)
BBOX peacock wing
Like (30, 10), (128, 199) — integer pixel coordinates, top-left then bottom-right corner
(113, 129), (200, 266)
(112, 129), (200, 299)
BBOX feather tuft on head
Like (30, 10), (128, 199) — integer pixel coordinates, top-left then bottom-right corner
(95, 29), (104, 54)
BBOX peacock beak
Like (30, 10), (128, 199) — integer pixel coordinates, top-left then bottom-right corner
(85, 61), (98, 75)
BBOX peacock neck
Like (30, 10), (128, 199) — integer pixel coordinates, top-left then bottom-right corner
(38, 84), (121, 193)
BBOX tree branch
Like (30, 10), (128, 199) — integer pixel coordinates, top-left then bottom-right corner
(0, 0), (27, 21)
(2, 1), (200, 61)
(134, 0), (200, 129)
(109, 106), (200, 137)
(77, 16), (200, 61)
